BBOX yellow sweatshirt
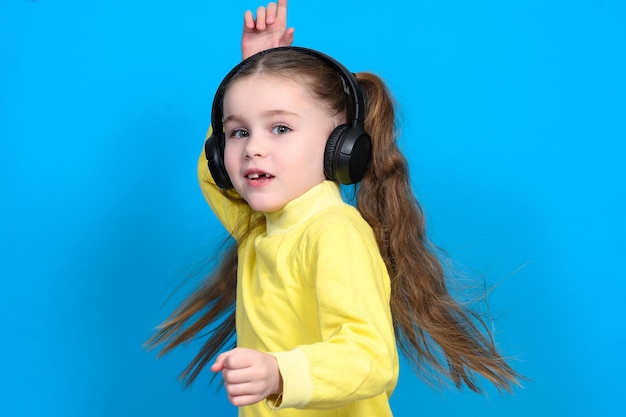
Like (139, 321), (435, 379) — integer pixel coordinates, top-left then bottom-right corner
(198, 150), (399, 417)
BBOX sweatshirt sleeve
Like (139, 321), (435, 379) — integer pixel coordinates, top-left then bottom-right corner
(197, 128), (254, 239)
(270, 219), (399, 409)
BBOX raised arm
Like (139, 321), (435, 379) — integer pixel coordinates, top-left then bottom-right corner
(241, 0), (295, 60)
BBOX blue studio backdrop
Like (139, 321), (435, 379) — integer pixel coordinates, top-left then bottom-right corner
(1, 1), (624, 416)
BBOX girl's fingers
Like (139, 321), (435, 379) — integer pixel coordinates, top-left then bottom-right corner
(222, 368), (250, 384)
(265, 2), (278, 24)
(243, 10), (255, 29)
(281, 27), (295, 46)
(228, 393), (262, 407)
(277, 0), (288, 18)
(255, 6), (267, 30)
(210, 352), (227, 372)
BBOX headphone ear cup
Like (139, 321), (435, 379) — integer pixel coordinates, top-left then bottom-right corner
(324, 125), (372, 184)
(205, 133), (233, 189)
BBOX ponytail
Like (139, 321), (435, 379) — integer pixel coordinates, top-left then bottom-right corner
(356, 72), (522, 392)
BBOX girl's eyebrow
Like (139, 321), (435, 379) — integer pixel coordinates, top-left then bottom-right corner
(223, 114), (243, 124)
(260, 109), (300, 118)
(224, 110), (300, 124)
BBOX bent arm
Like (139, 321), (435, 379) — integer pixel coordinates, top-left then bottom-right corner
(198, 129), (254, 238)
(271, 222), (399, 409)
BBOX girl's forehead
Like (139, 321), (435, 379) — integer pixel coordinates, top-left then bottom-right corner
(227, 73), (309, 94)
(224, 73), (318, 106)
(222, 72), (341, 123)
(223, 73), (308, 108)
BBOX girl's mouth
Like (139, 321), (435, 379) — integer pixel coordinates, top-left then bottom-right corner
(245, 171), (275, 186)
(247, 173), (273, 179)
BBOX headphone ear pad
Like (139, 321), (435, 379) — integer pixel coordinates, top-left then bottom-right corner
(205, 133), (233, 189)
(324, 125), (349, 182)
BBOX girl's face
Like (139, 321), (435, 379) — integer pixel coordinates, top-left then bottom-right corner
(223, 74), (339, 213)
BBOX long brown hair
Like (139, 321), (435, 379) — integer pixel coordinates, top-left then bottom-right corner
(146, 48), (522, 391)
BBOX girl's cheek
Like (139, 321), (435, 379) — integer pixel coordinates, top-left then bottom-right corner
(223, 148), (238, 178)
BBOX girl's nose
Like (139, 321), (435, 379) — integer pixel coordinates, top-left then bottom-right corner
(244, 135), (266, 159)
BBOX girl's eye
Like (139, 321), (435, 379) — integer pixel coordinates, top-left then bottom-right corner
(229, 129), (249, 139)
(272, 125), (290, 135)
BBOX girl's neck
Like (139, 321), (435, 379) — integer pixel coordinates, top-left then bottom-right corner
(263, 181), (342, 236)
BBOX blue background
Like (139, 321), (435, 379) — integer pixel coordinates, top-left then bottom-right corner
(2, 0), (624, 416)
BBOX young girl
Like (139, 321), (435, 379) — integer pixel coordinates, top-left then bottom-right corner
(147, 1), (521, 415)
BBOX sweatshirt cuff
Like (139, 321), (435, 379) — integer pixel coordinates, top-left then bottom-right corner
(266, 348), (312, 409)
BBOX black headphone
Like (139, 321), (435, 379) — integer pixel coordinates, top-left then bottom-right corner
(204, 46), (372, 189)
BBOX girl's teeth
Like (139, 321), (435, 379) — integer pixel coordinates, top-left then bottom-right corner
(248, 173), (270, 179)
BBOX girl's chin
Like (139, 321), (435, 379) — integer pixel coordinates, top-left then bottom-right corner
(243, 196), (288, 213)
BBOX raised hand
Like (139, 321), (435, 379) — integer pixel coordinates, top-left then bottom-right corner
(211, 347), (283, 407)
(241, 0), (295, 60)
